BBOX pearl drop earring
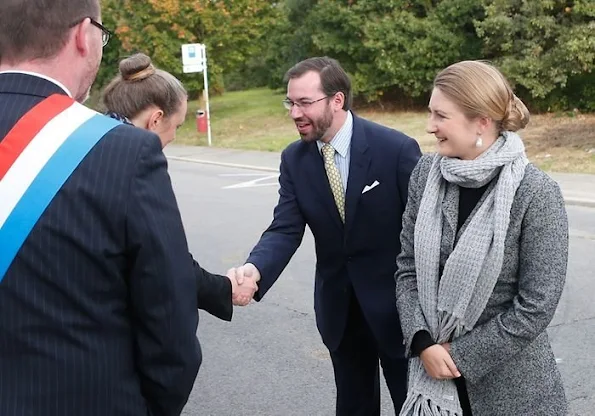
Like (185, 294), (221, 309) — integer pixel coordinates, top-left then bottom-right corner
(475, 136), (483, 148)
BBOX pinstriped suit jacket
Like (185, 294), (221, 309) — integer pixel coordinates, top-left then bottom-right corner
(0, 73), (201, 416)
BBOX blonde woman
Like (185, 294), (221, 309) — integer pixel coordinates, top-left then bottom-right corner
(396, 61), (568, 415)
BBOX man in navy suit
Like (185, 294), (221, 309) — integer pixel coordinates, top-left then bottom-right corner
(0, 1), (201, 415)
(229, 57), (421, 414)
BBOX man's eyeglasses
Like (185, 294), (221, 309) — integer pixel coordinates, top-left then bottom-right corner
(89, 18), (112, 47)
(70, 17), (113, 48)
(282, 96), (330, 110)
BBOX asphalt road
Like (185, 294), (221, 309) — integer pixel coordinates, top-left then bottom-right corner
(169, 160), (595, 416)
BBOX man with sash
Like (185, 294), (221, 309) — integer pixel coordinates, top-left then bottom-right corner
(0, 1), (201, 415)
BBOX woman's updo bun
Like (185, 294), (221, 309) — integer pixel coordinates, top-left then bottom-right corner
(501, 95), (530, 132)
(119, 53), (156, 82)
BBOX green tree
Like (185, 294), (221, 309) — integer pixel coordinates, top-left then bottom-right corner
(256, 0), (320, 90)
(100, 0), (280, 96)
(475, 0), (595, 110)
(99, 0), (595, 111)
(286, 0), (484, 103)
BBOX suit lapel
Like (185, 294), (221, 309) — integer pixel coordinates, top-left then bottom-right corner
(306, 142), (344, 229)
(344, 116), (371, 236)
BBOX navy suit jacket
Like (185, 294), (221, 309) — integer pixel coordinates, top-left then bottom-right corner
(104, 115), (232, 322)
(0, 73), (200, 416)
(194, 257), (233, 321)
(248, 115), (421, 356)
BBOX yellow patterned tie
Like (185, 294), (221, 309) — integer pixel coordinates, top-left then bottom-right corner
(321, 144), (345, 222)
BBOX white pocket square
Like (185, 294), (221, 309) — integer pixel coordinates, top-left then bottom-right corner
(362, 180), (380, 194)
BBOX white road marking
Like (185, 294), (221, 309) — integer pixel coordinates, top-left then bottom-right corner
(221, 173), (280, 189)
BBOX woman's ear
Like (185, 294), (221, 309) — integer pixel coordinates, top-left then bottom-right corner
(147, 109), (165, 131)
(476, 115), (494, 137)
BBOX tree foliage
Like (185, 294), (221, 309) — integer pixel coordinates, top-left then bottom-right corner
(99, 0), (595, 111)
(476, 0), (595, 110)
(99, 0), (281, 96)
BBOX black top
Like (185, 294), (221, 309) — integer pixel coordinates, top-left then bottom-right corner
(457, 183), (491, 232)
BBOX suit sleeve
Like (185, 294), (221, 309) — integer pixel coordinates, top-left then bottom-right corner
(397, 135), (422, 208)
(192, 254), (233, 321)
(126, 136), (201, 416)
(449, 179), (568, 383)
(247, 149), (306, 301)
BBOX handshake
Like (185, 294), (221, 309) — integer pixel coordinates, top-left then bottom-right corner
(226, 263), (260, 306)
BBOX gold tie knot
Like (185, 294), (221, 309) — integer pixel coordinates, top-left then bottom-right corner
(322, 143), (335, 162)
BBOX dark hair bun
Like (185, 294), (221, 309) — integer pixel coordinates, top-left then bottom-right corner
(119, 53), (155, 82)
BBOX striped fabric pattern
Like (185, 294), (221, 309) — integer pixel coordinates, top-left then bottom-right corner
(0, 95), (120, 279)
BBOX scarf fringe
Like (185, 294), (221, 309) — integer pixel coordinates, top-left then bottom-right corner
(399, 391), (463, 416)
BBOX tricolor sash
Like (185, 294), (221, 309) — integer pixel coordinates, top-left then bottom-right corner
(0, 94), (121, 281)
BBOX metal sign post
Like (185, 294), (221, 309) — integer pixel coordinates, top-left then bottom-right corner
(181, 43), (212, 146)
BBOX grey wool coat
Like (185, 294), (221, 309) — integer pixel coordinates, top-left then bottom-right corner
(396, 155), (568, 415)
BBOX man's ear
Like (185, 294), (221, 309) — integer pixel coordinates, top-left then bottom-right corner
(73, 18), (93, 57)
(332, 92), (345, 111)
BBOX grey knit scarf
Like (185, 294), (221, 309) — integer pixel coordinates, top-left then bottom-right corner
(399, 132), (528, 416)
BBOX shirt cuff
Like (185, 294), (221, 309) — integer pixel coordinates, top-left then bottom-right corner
(411, 330), (436, 356)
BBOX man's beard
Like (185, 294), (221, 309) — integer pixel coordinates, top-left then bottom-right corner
(76, 56), (101, 103)
(298, 107), (333, 142)
(77, 88), (91, 104)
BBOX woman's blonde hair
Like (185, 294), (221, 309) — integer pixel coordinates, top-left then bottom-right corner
(433, 60), (530, 132)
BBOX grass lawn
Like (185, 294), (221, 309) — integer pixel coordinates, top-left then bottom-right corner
(177, 88), (595, 173)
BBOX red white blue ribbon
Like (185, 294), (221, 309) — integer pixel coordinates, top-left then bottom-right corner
(0, 94), (121, 280)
